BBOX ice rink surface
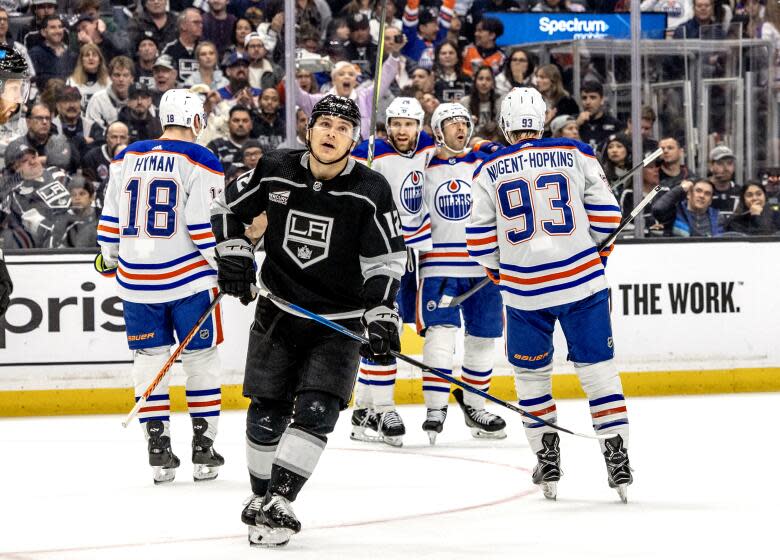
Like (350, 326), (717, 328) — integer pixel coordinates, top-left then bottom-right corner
(1, 392), (777, 560)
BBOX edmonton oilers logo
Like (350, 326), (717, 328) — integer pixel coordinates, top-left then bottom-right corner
(400, 170), (424, 214)
(435, 179), (471, 221)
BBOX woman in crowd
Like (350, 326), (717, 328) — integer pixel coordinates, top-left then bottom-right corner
(725, 181), (780, 235)
(495, 47), (535, 97)
(67, 43), (110, 114)
(534, 63), (579, 118)
(225, 17), (254, 57)
(187, 41), (228, 90)
(433, 40), (471, 103)
(460, 65), (500, 133)
(602, 133), (632, 195)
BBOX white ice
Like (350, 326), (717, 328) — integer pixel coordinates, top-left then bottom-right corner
(1, 393), (777, 559)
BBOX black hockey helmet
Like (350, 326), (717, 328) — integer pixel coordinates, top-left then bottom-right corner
(307, 94), (361, 142)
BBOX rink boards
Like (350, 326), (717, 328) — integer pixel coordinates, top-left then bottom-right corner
(1, 240), (778, 416)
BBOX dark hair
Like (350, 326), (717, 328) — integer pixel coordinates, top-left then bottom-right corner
(659, 134), (683, 147)
(581, 81), (604, 96)
(740, 180), (766, 203)
(502, 47), (535, 87)
(478, 17), (504, 38)
(433, 39), (464, 76)
(692, 178), (715, 194)
(468, 65), (497, 124)
(232, 17), (252, 47)
(41, 14), (62, 28)
(229, 105), (251, 119)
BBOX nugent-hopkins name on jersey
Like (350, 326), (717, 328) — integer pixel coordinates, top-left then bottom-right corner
(211, 149), (407, 318)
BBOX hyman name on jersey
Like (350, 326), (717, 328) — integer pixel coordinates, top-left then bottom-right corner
(132, 154), (176, 173)
(485, 150), (575, 183)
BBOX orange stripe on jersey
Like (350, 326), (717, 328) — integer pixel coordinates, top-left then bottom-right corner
(118, 150), (224, 176)
(501, 258), (601, 286)
(139, 405), (170, 413)
(467, 235), (498, 246)
(118, 259), (210, 280)
(404, 223), (431, 239)
(98, 225), (119, 234)
(420, 251), (470, 259)
(592, 406), (627, 419)
(187, 399), (221, 407)
(212, 287), (224, 345)
(359, 368), (396, 376)
(588, 215), (621, 223)
(530, 404), (557, 417)
(190, 231), (215, 240)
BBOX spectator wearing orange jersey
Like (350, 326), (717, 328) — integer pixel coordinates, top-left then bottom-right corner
(461, 17), (504, 77)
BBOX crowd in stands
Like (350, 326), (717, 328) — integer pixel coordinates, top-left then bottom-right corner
(0, 0), (778, 250)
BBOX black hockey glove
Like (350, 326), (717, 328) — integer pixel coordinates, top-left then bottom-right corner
(360, 304), (401, 362)
(0, 256), (12, 318)
(215, 239), (256, 305)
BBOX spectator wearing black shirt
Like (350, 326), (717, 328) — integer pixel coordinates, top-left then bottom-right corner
(72, 14), (123, 65)
(658, 136), (692, 189)
(52, 86), (102, 165)
(707, 145), (741, 220)
(577, 81), (623, 151)
(673, 0), (727, 39)
(62, 175), (98, 248)
(117, 83), (162, 143)
(433, 39), (471, 103)
(495, 47), (534, 97)
(252, 87), (284, 153)
(6, 102), (75, 172)
(725, 181), (780, 236)
(344, 13), (377, 78)
(151, 54), (178, 107)
(81, 121), (129, 205)
(161, 8), (203, 86)
(206, 105), (252, 167)
(29, 15), (77, 90)
(135, 36), (160, 90)
(22, 0), (58, 52)
(203, 0), (237, 57)
(240, 139), (263, 170)
(129, 0), (179, 56)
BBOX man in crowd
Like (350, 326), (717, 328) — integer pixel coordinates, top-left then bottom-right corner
(707, 145), (741, 221)
(6, 102), (74, 172)
(461, 16), (505, 77)
(207, 105), (252, 167)
(344, 13), (377, 78)
(86, 56), (135, 132)
(252, 87), (284, 153)
(22, 0), (59, 51)
(577, 81), (623, 150)
(246, 33), (282, 90)
(658, 136), (691, 189)
(28, 15), (76, 90)
(240, 139), (263, 170)
(277, 107), (307, 150)
(217, 52), (260, 101)
(151, 54), (179, 105)
(129, 0), (178, 51)
(62, 175), (97, 248)
(52, 86), (102, 165)
(117, 83), (162, 143)
(162, 8), (203, 85)
(203, 0), (236, 56)
(653, 178), (722, 237)
(73, 13), (123, 63)
(136, 37), (160, 89)
(401, 0), (455, 68)
(81, 121), (129, 205)
(673, 0), (726, 39)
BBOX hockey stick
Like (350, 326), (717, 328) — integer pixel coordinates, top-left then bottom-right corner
(439, 150), (664, 309)
(366, 0), (389, 168)
(121, 291), (224, 428)
(251, 286), (612, 441)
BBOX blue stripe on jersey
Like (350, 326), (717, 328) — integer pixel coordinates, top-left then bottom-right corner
(119, 251), (201, 270)
(594, 419), (629, 430)
(117, 269), (217, 291)
(407, 233), (431, 243)
(589, 393), (625, 406)
(187, 223), (211, 231)
(468, 247), (496, 256)
(465, 225), (495, 233)
(186, 388), (221, 397)
(190, 411), (221, 418)
(423, 385), (451, 393)
(98, 235), (119, 244)
(585, 203), (621, 212)
(114, 139), (223, 174)
(519, 394), (553, 407)
(432, 242), (467, 248)
(590, 225), (617, 234)
(500, 246), (598, 274)
(100, 215), (119, 223)
(462, 366), (491, 377)
(196, 241), (217, 249)
(501, 269), (604, 297)
(139, 415), (170, 423)
(420, 261), (480, 268)
(366, 379), (396, 386)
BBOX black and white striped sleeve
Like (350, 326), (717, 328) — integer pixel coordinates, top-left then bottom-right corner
(210, 160), (269, 243)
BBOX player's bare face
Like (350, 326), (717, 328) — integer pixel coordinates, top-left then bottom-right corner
(388, 118), (418, 153)
(442, 117), (470, 152)
(309, 115), (355, 163)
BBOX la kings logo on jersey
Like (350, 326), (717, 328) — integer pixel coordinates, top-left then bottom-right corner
(283, 210), (333, 268)
(36, 181), (71, 209)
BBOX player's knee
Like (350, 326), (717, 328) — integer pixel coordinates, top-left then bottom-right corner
(132, 346), (170, 381)
(136, 345), (169, 357)
(423, 325), (458, 363)
(575, 360), (621, 396)
(181, 346), (220, 376)
(512, 363), (553, 383)
(246, 397), (292, 444)
(290, 391), (341, 438)
(463, 335), (494, 365)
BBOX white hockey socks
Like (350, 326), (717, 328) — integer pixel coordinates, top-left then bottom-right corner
(461, 335), (495, 409)
(354, 363), (373, 409)
(576, 360), (629, 452)
(132, 347), (171, 431)
(182, 346), (221, 440)
(359, 357), (397, 412)
(270, 426), (327, 500)
(513, 363), (557, 454)
(422, 326), (457, 409)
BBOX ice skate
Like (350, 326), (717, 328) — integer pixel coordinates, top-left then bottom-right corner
(532, 432), (562, 500)
(377, 409), (405, 447)
(603, 435), (633, 503)
(247, 494), (301, 547)
(422, 407), (447, 445)
(452, 388), (507, 439)
(350, 408), (381, 442)
(145, 420), (180, 484)
(191, 418), (224, 481)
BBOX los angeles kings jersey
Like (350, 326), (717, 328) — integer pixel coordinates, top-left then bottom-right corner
(352, 132), (435, 250)
(419, 150), (489, 279)
(98, 139), (225, 304)
(211, 149), (407, 319)
(468, 138), (621, 311)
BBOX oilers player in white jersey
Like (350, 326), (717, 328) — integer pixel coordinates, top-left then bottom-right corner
(417, 103), (506, 444)
(96, 89), (227, 484)
(350, 97), (435, 446)
(467, 88), (633, 502)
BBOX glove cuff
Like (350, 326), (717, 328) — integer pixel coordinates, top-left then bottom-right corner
(216, 238), (254, 259)
(362, 304), (401, 328)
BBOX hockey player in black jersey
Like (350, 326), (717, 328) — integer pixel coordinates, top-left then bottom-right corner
(211, 95), (406, 547)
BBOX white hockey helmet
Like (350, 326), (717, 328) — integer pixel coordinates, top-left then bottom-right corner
(159, 88), (207, 138)
(385, 97), (424, 156)
(499, 87), (546, 144)
(431, 103), (473, 153)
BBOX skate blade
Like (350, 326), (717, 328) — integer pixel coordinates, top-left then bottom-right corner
(540, 481), (557, 500)
(616, 484), (628, 504)
(350, 426), (383, 443)
(380, 435), (403, 447)
(193, 464), (220, 481)
(152, 466), (176, 484)
(248, 525), (293, 547)
(470, 427), (507, 440)
(426, 431), (438, 445)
